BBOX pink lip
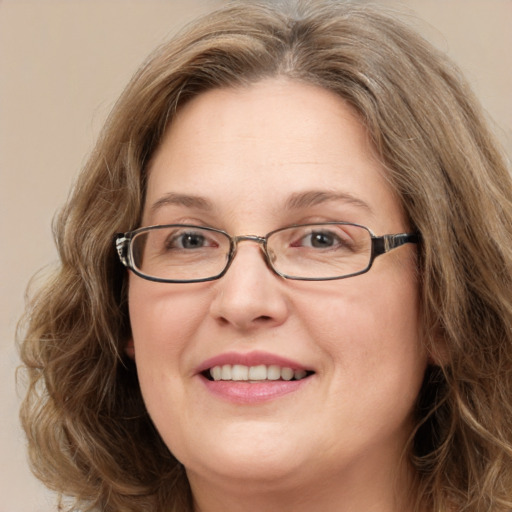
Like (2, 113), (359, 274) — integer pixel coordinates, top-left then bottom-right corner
(201, 379), (310, 404)
(195, 350), (310, 374)
(195, 351), (314, 405)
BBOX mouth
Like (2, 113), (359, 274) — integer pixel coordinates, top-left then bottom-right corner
(202, 364), (315, 382)
(196, 352), (315, 403)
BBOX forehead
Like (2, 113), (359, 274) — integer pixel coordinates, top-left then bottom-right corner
(144, 79), (404, 231)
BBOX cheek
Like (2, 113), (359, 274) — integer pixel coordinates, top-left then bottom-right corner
(299, 273), (420, 345)
(295, 264), (424, 392)
(127, 279), (212, 408)
(128, 280), (209, 351)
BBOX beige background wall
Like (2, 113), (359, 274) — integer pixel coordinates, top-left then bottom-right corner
(1, 1), (510, 511)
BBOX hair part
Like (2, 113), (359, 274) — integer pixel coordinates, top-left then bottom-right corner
(19, 1), (512, 511)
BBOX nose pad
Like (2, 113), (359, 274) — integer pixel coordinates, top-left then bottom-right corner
(264, 245), (278, 268)
(209, 242), (289, 330)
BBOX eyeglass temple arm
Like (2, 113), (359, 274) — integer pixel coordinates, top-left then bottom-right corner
(372, 233), (420, 257)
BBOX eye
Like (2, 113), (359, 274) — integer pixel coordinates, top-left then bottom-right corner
(293, 229), (344, 249)
(306, 231), (339, 248)
(166, 230), (218, 250)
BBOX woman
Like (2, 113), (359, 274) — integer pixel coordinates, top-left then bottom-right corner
(19, 1), (512, 511)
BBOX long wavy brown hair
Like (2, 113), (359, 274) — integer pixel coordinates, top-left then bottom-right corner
(18, 1), (512, 511)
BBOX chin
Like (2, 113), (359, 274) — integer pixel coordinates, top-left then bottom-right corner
(173, 423), (310, 485)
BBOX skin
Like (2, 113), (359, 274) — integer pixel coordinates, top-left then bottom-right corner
(128, 79), (427, 512)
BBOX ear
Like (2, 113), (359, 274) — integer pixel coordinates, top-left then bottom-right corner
(125, 338), (135, 359)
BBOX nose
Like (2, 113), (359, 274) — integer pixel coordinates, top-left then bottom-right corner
(209, 241), (290, 331)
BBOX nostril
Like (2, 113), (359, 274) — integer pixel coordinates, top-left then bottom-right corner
(255, 315), (272, 322)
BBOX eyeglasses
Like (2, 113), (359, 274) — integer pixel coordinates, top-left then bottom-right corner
(115, 222), (419, 283)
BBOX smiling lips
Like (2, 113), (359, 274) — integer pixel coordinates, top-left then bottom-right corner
(197, 351), (315, 403)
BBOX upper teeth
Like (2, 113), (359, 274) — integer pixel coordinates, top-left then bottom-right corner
(209, 364), (308, 382)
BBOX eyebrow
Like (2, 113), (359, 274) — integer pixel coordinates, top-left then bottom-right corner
(149, 189), (373, 216)
(150, 192), (214, 213)
(284, 190), (373, 214)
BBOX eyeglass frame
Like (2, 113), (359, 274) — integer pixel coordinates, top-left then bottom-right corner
(115, 222), (420, 283)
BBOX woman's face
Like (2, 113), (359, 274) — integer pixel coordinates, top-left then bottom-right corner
(128, 79), (426, 500)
